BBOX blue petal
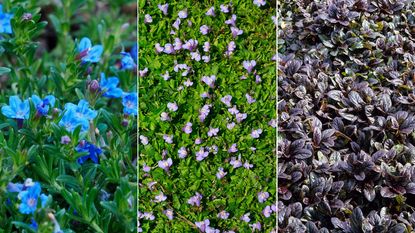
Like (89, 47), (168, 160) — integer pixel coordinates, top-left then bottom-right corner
(44, 95), (56, 107)
(78, 37), (91, 52)
(31, 95), (42, 106)
(1, 105), (15, 118)
(84, 45), (103, 63)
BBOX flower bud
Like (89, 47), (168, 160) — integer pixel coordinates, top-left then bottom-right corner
(61, 135), (71, 144)
(89, 80), (100, 93)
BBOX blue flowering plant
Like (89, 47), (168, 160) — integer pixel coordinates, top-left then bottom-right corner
(0, 1), (136, 232)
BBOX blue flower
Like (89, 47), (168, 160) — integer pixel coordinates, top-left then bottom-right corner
(76, 140), (102, 164)
(0, 5), (13, 34)
(77, 37), (103, 63)
(59, 100), (97, 132)
(30, 218), (38, 231)
(18, 182), (47, 214)
(122, 92), (137, 116)
(120, 44), (137, 70)
(1, 95), (30, 119)
(100, 73), (123, 98)
(31, 95), (55, 116)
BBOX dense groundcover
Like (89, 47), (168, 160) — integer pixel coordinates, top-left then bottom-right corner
(278, 0), (415, 232)
(0, 1), (137, 232)
(139, 0), (276, 232)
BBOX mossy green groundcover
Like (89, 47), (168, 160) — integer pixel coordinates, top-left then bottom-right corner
(139, 0), (276, 232)
(0, 0), (137, 232)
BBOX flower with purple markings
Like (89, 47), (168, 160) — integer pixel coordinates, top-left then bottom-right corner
(230, 156), (243, 168)
(240, 213), (251, 222)
(187, 192), (203, 206)
(228, 143), (238, 153)
(236, 113), (247, 123)
(225, 14), (237, 26)
(262, 205), (272, 217)
(163, 209), (174, 220)
(257, 191), (269, 203)
(251, 128), (263, 138)
(182, 122), (193, 134)
(163, 134), (173, 144)
(183, 39), (198, 51)
(154, 192), (167, 203)
(227, 122), (236, 130)
(158, 158), (172, 172)
(196, 147), (209, 161)
(218, 210), (229, 219)
(164, 43), (175, 54)
(220, 4), (230, 13)
(200, 25), (210, 35)
(207, 127), (219, 137)
(140, 135), (149, 145)
(195, 219), (210, 232)
(221, 95), (232, 107)
(206, 7), (215, 16)
(231, 27), (243, 38)
(178, 9), (188, 18)
(201, 75), (216, 88)
(167, 102), (178, 112)
(144, 14), (152, 24)
(203, 41), (210, 52)
(246, 94), (256, 104)
(253, 0), (267, 7)
(160, 112), (171, 121)
(155, 43), (164, 53)
(250, 222), (262, 231)
(243, 60), (256, 73)
(216, 167), (227, 179)
(178, 147), (188, 158)
(158, 3), (169, 15)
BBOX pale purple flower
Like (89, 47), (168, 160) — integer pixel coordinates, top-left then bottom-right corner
(183, 39), (198, 51)
(262, 206), (272, 217)
(220, 4), (230, 13)
(184, 79), (193, 87)
(182, 122), (193, 134)
(187, 20), (193, 26)
(200, 25), (210, 35)
(227, 122), (236, 130)
(236, 113), (247, 123)
(253, 0), (267, 7)
(206, 7), (215, 17)
(163, 134), (173, 144)
(203, 42), (210, 52)
(195, 219), (210, 232)
(143, 212), (155, 220)
(208, 127), (219, 137)
(224, 231), (236, 233)
(218, 210), (230, 219)
(163, 209), (174, 220)
(230, 156), (243, 168)
(240, 75), (247, 80)
(216, 167), (227, 179)
(196, 147), (209, 161)
(201, 92), (211, 98)
(272, 53), (277, 61)
(195, 138), (203, 144)
(228, 143), (238, 153)
(243, 60), (256, 73)
(251, 128), (263, 138)
(255, 74), (262, 83)
(167, 102), (178, 112)
(143, 164), (151, 172)
(225, 41), (236, 56)
(202, 55), (210, 63)
(268, 119), (276, 128)
(61, 135), (71, 144)
(272, 15), (277, 25)
(139, 67), (148, 77)
(231, 27), (243, 38)
(172, 18), (181, 30)
(158, 3), (169, 15)
(221, 95), (232, 107)
(162, 149), (168, 157)
(225, 14), (237, 26)
(160, 112), (171, 121)
(191, 51), (201, 61)
(178, 86), (184, 91)
(246, 93), (256, 104)
(199, 104), (212, 122)
(188, 192), (203, 206)
(164, 43), (175, 54)
(140, 135), (149, 145)
(154, 192), (167, 203)
(244, 161), (253, 169)
(240, 213), (251, 222)
(144, 14), (153, 24)
(178, 9), (188, 18)
(173, 38), (182, 50)
(147, 181), (157, 190)
(228, 106), (239, 115)
(158, 158), (173, 171)
(251, 147), (257, 151)
(250, 222), (262, 231)
(178, 147), (188, 158)
(155, 43), (164, 53)
(170, 30), (176, 35)
(258, 191), (269, 203)
(206, 227), (220, 233)
(201, 75), (216, 88)
(271, 204), (277, 212)
(209, 145), (218, 154)
(161, 71), (170, 80)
